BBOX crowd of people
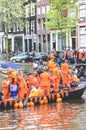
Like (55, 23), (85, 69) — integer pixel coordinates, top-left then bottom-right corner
(1, 52), (82, 100)
(63, 49), (86, 64)
(46, 48), (86, 65)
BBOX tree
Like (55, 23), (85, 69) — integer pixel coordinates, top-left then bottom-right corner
(45, 0), (78, 44)
(0, 0), (26, 60)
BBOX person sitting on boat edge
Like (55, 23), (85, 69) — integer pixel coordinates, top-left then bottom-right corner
(29, 84), (38, 97)
(69, 72), (80, 91)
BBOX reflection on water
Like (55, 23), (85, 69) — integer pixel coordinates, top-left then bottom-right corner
(0, 92), (86, 130)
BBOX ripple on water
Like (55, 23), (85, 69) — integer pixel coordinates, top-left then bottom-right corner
(0, 96), (86, 130)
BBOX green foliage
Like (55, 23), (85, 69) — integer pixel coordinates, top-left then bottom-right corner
(0, 0), (26, 59)
(45, 0), (78, 34)
(0, 0), (26, 27)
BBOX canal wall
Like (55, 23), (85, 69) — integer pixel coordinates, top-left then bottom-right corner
(16, 63), (34, 74)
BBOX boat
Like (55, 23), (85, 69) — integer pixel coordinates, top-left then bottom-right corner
(0, 82), (85, 111)
(0, 61), (25, 74)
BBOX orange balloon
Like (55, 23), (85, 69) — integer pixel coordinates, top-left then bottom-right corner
(56, 98), (62, 103)
(18, 102), (23, 108)
(14, 103), (19, 108)
(56, 94), (61, 99)
(27, 102), (30, 107)
(43, 96), (47, 101)
(39, 100), (44, 105)
(43, 99), (48, 104)
(29, 102), (34, 107)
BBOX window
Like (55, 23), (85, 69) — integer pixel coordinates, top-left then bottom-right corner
(79, 4), (85, 18)
(31, 21), (35, 33)
(37, 19), (41, 31)
(38, 35), (41, 43)
(37, 7), (41, 15)
(31, 3), (35, 16)
(46, 5), (50, 13)
(13, 23), (18, 32)
(42, 6), (45, 14)
(52, 33), (56, 41)
(79, 26), (86, 46)
(42, 18), (46, 30)
(43, 35), (46, 42)
(26, 4), (30, 18)
(37, 0), (40, 2)
(26, 21), (30, 34)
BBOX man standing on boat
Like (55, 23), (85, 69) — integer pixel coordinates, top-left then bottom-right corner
(40, 67), (50, 95)
(1, 75), (10, 99)
(61, 60), (70, 87)
(47, 55), (56, 72)
(17, 71), (28, 99)
(52, 64), (60, 92)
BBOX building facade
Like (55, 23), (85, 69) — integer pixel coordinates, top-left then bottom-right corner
(0, 0), (86, 54)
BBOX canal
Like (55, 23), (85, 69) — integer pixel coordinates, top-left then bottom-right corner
(0, 75), (86, 130)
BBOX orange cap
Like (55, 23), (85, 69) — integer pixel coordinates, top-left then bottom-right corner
(50, 55), (55, 59)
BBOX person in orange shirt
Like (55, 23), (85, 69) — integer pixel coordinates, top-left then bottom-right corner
(37, 87), (44, 96)
(52, 64), (60, 92)
(10, 69), (17, 83)
(27, 73), (34, 88)
(32, 72), (39, 88)
(17, 71), (28, 99)
(1, 75), (10, 99)
(61, 60), (70, 87)
(40, 67), (50, 95)
(47, 55), (56, 72)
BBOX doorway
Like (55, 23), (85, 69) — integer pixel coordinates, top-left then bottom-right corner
(72, 38), (76, 49)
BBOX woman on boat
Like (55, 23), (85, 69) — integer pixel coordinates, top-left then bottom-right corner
(9, 77), (18, 99)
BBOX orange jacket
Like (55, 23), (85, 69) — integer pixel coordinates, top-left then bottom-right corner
(52, 67), (60, 82)
(32, 77), (39, 88)
(1, 80), (9, 99)
(10, 70), (17, 83)
(17, 75), (28, 99)
(28, 75), (34, 86)
(37, 87), (44, 96)
(48, 60), (55, 72)
(61, 63), (69, 74)
(78, 52), (82, 60)
(40, 71), (50, 87)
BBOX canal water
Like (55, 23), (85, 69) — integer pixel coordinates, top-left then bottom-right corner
(0, 75), (86, 130)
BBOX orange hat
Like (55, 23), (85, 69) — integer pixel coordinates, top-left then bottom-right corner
(50, 55), (55, 59)
(32, 71), (37, 74)
(11, 71), (16, 79)
(4, 75), (8, 79)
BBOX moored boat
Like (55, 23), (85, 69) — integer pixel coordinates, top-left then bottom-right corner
(0, 82), (85, 111)
(0, 61), (25, 74)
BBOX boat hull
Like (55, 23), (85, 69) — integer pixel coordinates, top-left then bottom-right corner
(0, 83), (85, 111)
